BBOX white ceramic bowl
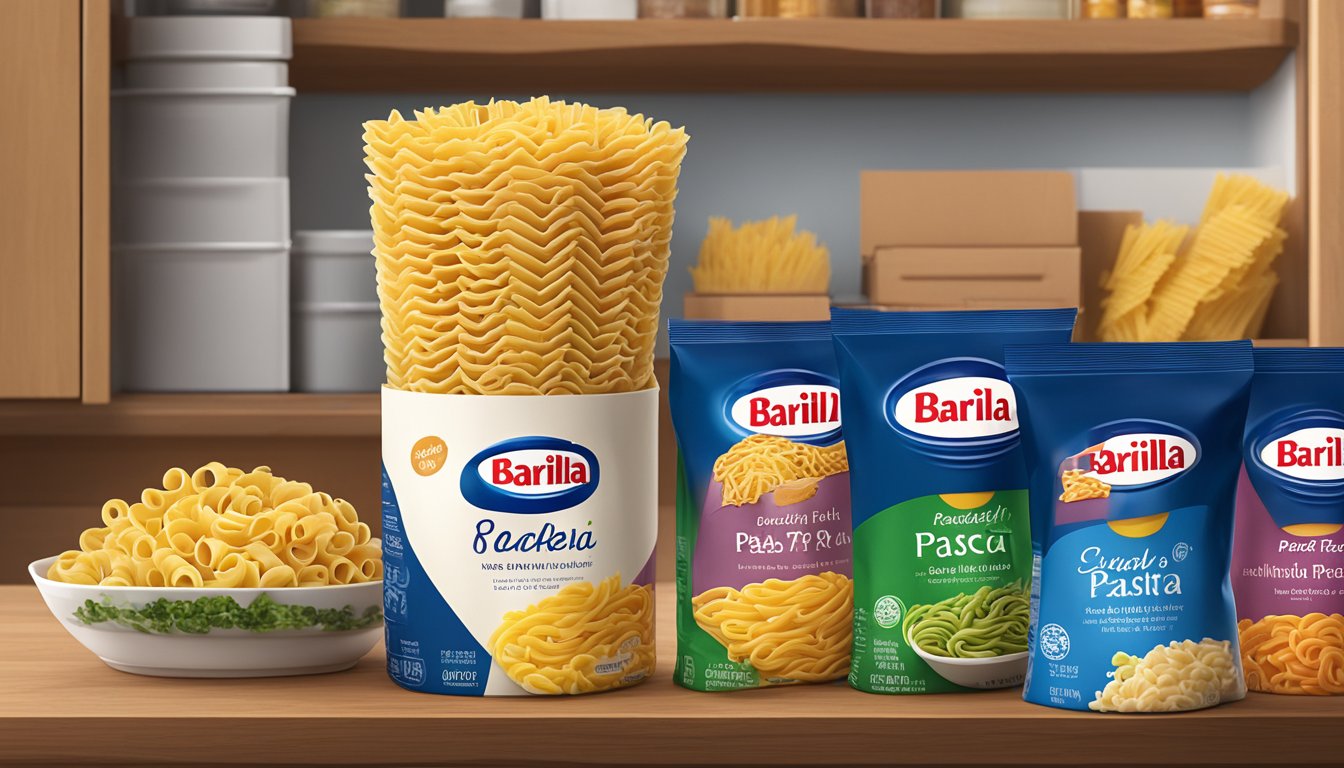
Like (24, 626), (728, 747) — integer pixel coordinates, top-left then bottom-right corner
(909, 637), (1028, 690)
(30, 554), (382, 678)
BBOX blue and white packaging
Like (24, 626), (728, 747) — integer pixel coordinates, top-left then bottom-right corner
(381, 388), (658, 696)
(1006, 340), (1253, 713)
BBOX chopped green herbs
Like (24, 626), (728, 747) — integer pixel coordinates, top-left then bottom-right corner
(73, 594), (383, 635)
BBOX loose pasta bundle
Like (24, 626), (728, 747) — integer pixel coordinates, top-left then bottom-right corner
(364, 97), (689, 395)
(689, 215), (831, 294)
(1097, 175), (1289, 342)
(488, 575), (655, 695)
(692, 571), (853, 683)
(712, 434), (849, 506)
(47, 463), (380, 589)
(1089, 638), (1244, 713)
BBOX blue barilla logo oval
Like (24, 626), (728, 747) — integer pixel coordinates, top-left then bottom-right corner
(724, 369), (842, 445)
(460, 436), (600, 514)
(886, 358), (1019, 456)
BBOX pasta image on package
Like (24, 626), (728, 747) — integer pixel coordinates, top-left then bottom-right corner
(1006, 341), (1253, 713)
(369, 98), (687, 696)
(1233, 349), (1344, 695)
(669, 320), (853, 691)
(831, 308), (1077, 694)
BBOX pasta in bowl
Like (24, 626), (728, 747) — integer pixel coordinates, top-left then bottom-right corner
(902, 582), (1030, 690)
(29, 463), (383, 678)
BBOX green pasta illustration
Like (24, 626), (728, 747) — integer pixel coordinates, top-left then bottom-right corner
(902, 581), (1030, 658)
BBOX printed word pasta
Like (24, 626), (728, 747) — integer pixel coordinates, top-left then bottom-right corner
(691, 572), (853, 682)
(712, 434), (849, 506)
(47, 463), (380, 588)
(364, 97), (688, 395)
(1089, 639), (1245, 712)
(488, 575), (655, 695)
(902, 582), (1029, 658)
(1098, 175), (1289, 342)
(1239, 614), (1344, 695)
(690, 215), (830, 294)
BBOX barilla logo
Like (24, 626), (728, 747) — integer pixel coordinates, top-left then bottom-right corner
(1261, 428), (1344, 482)
(894, 376), (1017, 440)
(726, 370), (841, 442)
(1087, 433), (1197, 487)
(460, 437), (599, 514)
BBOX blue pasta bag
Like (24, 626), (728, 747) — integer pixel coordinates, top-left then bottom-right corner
(668, 320), (854, 691)
(831, 308), (1077, 695)
(1233, 349), (1344, 695)
(1006, 341), (1253, 713)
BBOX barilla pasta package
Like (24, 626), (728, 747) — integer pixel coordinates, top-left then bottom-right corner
(1006, 341), (1253, 713)
(831, 308), (1077, 694)
(1234, 348), (1344, 695)
(669, 320), (853, 691)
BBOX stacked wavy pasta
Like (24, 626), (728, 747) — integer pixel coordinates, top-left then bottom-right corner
(712, 434), (849, 507)
(47, 463), (380, 588)
(363, 97), (688, 394)
(692, 571), (853, 683)
(1089, 638), (1244, 712)
(1239, 613), (1344, 695)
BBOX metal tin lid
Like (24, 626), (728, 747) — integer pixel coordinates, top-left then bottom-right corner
(126, 17), (292, 61)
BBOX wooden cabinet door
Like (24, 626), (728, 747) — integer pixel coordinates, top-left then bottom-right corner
(0, 1), (82, 398)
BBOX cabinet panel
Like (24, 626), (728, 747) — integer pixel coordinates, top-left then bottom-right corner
(0, 1), (82, 398)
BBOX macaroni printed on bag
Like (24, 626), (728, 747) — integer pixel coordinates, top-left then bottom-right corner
(1006, 340), (1253, 713)
(831, 308), (1077, 695)
(669, 320), (853, 691)
(1233, 349), (1344, 695)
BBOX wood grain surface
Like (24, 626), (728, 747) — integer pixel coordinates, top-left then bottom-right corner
(288, 17), (1295, 93)
(0, 585), (1341, 767)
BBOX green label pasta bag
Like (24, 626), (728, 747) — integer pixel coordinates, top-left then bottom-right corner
(832, 308), (1076, 694)
(669, 320), (853, 691)
(1006, 341), (1252, 713)
(1234, 348), (1344, 695)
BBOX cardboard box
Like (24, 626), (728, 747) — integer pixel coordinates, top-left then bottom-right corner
(1077, 210), (1143, 341)
(683, 293), (831, 322)
(861, 170), (1078, 254)
(865, 246), (1081, 309)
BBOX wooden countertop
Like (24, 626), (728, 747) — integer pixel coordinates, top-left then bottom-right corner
(1, 584), (1340, 767)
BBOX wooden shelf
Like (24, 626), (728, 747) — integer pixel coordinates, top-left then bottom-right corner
(289, 17), (1296, 93)
(0, 394), (378, 437)
(0, 584), (1340, 767)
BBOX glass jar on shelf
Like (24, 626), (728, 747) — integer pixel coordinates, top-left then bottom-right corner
(639, 0), (731, 16)
(1077, 0), (1122, 18)
(867, 0), (938, 17)
(1127, 0), (1172, 17)
(943, 0), (1072, 18)
(738, 0), (863, 17)
(1203, 0), (1256, 18)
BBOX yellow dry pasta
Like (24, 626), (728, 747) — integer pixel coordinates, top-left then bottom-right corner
(1059, 469), (1111, 503)
(712, 434), (849, 506)
(487, 575), (655, 695)
(363, 97), (688, 395)
(46, 463), (380, 588)
(691, 571), (853, 683)
(1097, 175), (1289, 343)
(1239, 614), (1344, 695)
(1089, 638), (1244, 712)
(690, 215), (830, 294)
